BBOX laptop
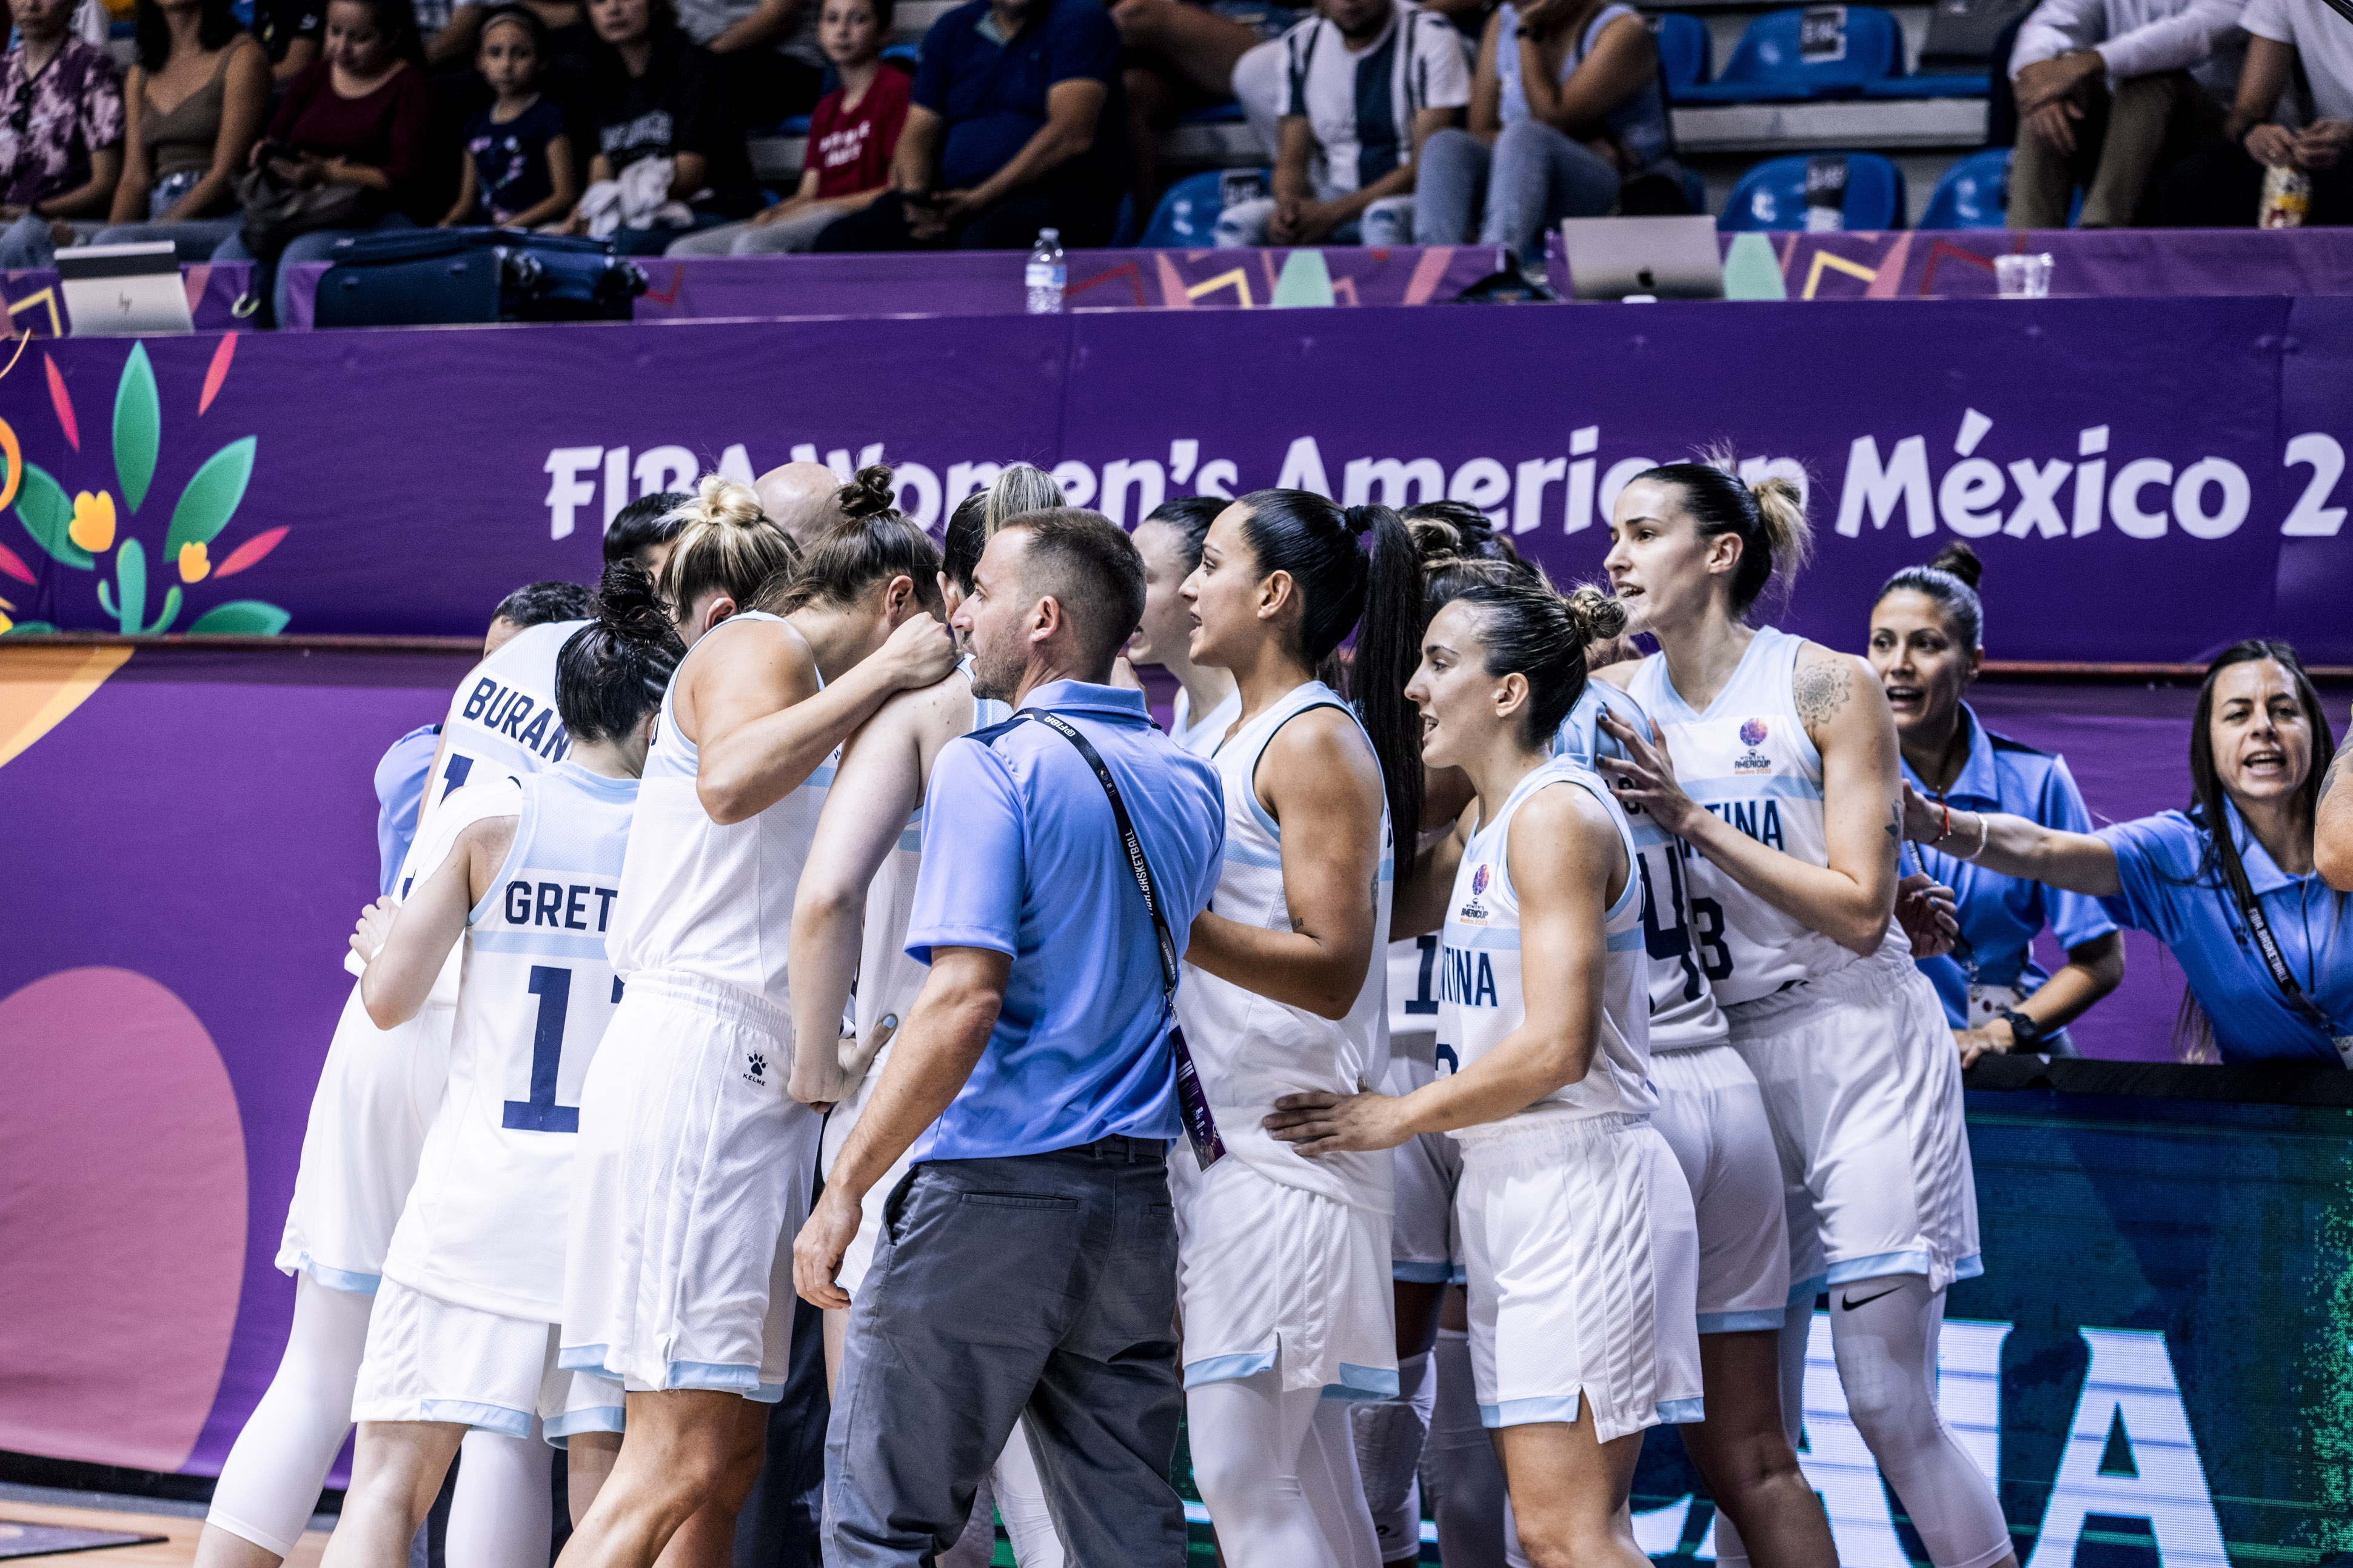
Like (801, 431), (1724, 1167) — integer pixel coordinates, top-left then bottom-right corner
(56, 241), (193, 336)
(1558, 215), (1725, 302)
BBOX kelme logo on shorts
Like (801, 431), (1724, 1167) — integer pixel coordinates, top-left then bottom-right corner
(743, 1050), (768, 1087)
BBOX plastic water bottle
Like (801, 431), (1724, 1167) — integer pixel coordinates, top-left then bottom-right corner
(1025, 228), (1065, 315)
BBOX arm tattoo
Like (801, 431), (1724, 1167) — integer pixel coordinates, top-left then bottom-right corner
(1793, 657), (1852, 729)
(2323, 749), (2353, 808)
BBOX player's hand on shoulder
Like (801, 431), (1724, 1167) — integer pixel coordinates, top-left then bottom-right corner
(351, 896), (400, 966)
(875, 612), (959, 692)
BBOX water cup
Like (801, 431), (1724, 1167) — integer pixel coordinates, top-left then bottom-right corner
(1995, 253), (2053, 299)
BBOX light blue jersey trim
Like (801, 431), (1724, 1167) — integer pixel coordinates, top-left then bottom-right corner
(471, 930), (614, 960)
(1698, 1307), (1787, 1333)
(292, 1253), (382, 1295)
(1443, 925), (1521, 952)
(557, 1342), (609, 1372)
(1788, 1273), (1827, 1306)
(1393, 1260), (1456, 1283)
(1223, 841), (1284, 870)
(1183, 1349), (1277, 1388)
(663, 1359), (766, 1395)
(1658, 1397), (1707, 1424)
(543, 1407), (626, 1446)
(420, 1398), (535, 1439)
(1319, 1363), (1401, 1401)
(897, 829), (924, 853)
(1825, 1249), (1931, 1286)
(808, 764), (837, 789)
(1953, 1252), (1984, 1282)
(1607, 928), (1645, 952)
(1481, 1393), (1581, 1428)
(1680, 775), (1826, 802)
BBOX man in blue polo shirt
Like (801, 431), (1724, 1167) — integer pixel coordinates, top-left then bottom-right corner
(811, 0), (1128, 249)
(794, 507), (1224, 1567)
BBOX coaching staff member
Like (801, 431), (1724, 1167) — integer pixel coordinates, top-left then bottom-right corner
(794, 507), (1225, 1566)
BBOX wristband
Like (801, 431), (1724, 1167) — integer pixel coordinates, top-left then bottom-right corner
(1959, 811), (1990, 861)
(1932, 798), (1953, 845)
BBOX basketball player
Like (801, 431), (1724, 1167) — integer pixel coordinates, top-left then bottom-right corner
(1170, 490), (1425, 1568)
(1267, 573), (1704, 1568)
(321, 566), (684, 1567)
(1125, 495), (1238, 754)
(1595, 462), (2009, 1568)
(195, 584), (593, 1568)
(556, 472), (957, 1568)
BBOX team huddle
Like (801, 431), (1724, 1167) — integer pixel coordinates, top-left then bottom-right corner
(204, 454), (2017, 1568)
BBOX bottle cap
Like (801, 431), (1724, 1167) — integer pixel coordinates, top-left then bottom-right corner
(1040, 229), (1060, 241)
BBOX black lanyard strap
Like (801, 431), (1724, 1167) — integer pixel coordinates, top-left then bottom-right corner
(2216, 844), (2349, 1062)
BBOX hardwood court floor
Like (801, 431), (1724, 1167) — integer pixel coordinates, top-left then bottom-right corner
(0, 1498), (329, 1568)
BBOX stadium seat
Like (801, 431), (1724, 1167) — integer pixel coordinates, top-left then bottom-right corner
(1861, 69), (1992, 97)
(1673, 5), (1904, 103)
(1177, 102), (1248, 124)
(1137, 169), (1267, 248)
(1652, 13), (1713, 95)
(1921, 147), (2010, 227)
(1719, 152), (1907, 230)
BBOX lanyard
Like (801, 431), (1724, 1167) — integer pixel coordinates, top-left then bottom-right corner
(2217, 849), (2353, 1068)
(1016, 711), (1227, 1164)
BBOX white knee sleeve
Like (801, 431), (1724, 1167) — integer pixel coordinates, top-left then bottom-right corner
(1830, 1277), (2010, 1568)
(1422, 1330), (1508, 1568)
(1351, 1351), (1433, 1562)
(1301, 1397), (1381, 1568)
(207, 1276), (376, 1557)
(1189, 1371), (1351, 1568)
(991, 1416), (1066, 1568)
(443, 1430), (551, 1568)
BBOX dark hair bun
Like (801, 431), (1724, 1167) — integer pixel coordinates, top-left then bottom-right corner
(838, 464), (897, 522)
(592, 558), (676, 647)
(1924, 541), (1983, 590)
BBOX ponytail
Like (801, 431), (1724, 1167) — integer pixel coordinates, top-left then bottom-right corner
(1444, 572), (1630, 745)
(658, 473), (798, 622)
(557, 559), (687, 742)
(1636, 453), (1816, 616)
(943, 462), (1065, 591)
(758, 464), (945, 617)
(1233, 489), (1425, 836)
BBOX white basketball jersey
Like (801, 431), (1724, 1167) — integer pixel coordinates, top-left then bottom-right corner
(1387, 826), (1454, 1065)
(1439, 756), (1654, 1134)
(1624, 627), (1859, 1007)
(606, 611), (832, 1010)
(1170, 684), (1242, 757)
(383, 762), (637, 1322)
(1174, 681), (1393, 1201)
(1552, 684), (1730, 1053)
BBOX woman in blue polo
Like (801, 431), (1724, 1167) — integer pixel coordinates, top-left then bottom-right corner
(1868, 544), (2124, 1061)
(1901, 637), (2351, 1067)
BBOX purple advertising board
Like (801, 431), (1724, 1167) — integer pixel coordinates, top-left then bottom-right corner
(2, 297), (2349, 662)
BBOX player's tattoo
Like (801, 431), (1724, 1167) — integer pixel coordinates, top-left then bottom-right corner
(2322, 749), (2353, 807)
(1794, 658), (1852, 729)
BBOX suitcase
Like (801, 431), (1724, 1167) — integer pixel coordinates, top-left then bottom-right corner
(311, 227), (649, 329)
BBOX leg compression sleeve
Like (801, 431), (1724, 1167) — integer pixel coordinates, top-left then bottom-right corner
(1301, 1396), (1381, 1568)
(1351, 1350), (1434, 1562)
(443, 1430), (551, 1568)
(992, 1416), (1067, 1568)
(1188, 1369), (1344, 1568)
(206, 1276), (376, 1556)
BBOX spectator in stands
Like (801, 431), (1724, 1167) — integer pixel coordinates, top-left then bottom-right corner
(92, 0), (270, 262)
(1869, 543), (2126, 1064)
(212, 0), (429, 324)
(605, 489), (694, 575)
(1108, 0), (1296, 216)
(1902, 639), (2351, 1066)
(0, 0), (126, 269)
(1412, 0), (1682, 258)
(672, 0), (824, 125)
(668, 0), (908, 252)
(438, 4), (580, 224)
(2226, 0), (2351, 224)
(1211, 0), (1467, 245)
(429, 0), (595, 78)
(561, 0), (761, 253)
(2006, 0), (2246, 229)
(255, 0), (329, 81)
(811, 0), (1126, 249)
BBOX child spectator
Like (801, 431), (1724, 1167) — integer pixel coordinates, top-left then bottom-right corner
(0, 0), (126, 269)
(2229, 0), (2351, 224)
(563, 0), (759, 253)
(1211, 0), (1467, 247)
(93, 0), (270, 260)
(812, 0), (1127, 250)
(1412, 0), (1683, 257)
(438, 3), (580, 224)
(667, 0), (907, 253)
(212, 0), (430, 322)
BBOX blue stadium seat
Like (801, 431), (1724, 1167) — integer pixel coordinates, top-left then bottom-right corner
(1719, 152), (1907, 230)
(1861, 72), (1992, 97)
(1177, 102), (1248, 124)
(1674, 6), (1904, 103)
(1920, 147), (2010, 227)
(881, 44), (920, 68)
(1136, 169), (1269, 247)
(1652, 13), (1713, 95)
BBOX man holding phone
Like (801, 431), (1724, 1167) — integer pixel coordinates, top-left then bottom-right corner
(812, 0), (1127, 248)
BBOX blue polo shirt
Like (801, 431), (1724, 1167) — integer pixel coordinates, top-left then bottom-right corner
(375, 723), (441, 896)
(1906, 705), (2117, 1030)
(2097, 801), (2353, 1065)
(913, 0), (1123, 190)
(905, 680), (1226, 1160)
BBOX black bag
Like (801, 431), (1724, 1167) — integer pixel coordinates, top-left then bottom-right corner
(311, 227), (649, 328)
(236, 162), (377, 261)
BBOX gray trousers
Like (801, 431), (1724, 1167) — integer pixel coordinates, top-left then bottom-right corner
(825, 1139), (1185, 1568)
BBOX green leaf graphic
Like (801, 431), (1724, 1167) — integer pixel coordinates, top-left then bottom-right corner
(112, 539), (147, 635)
(166, 437), (258, 557)
(15, 465), (91, 569)
(1, 620), (60, 635)
(114, 342), (160, 513)
(143, 585), (182, 635)
(188, 599), (290, 635)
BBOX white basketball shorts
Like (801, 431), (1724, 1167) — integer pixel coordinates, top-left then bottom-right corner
(353, 1276), (623, 1444)
(1384, 1044), (1463, 1286)
(276, 983), (456, 1292)
(560, 970), (819, 1401)
(1726, 940), (1982, 1304)
(1647, 1043), (1790, 1333)
(1455, 1112), (1704, 1441)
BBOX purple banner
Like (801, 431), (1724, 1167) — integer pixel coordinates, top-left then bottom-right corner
(1, 299), (2349, 661)
(2, 261), (259, 336)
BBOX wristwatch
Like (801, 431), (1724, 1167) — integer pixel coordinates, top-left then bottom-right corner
(1996, 1007), (2045, 1050)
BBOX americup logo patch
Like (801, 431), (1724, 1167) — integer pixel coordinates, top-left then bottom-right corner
(1471, 864), (1490, 896)
(1735, 717), (1774, 774)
